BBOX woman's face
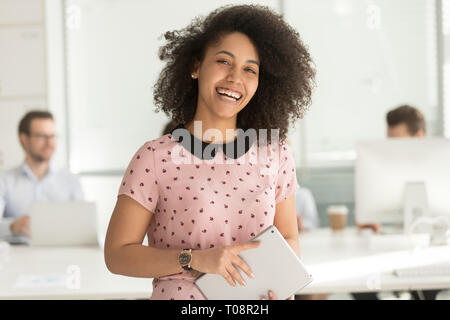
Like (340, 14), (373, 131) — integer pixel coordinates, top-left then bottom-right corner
(193, 32), (260, 121)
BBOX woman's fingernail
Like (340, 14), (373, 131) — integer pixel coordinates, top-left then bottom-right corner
(250, 273), (255, 278)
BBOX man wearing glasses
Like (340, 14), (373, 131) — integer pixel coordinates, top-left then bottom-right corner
(0, 110), (84, 239)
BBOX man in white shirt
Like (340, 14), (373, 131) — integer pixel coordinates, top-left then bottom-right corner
(0, 110), (84, 239)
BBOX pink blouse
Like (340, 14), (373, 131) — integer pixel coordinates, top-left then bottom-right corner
(117, 132), (299, 300)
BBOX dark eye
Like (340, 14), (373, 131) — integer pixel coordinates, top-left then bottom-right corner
(217, 60), (230, 65)
(245, 68), (257, 74)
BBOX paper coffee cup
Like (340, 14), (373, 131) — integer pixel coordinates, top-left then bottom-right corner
(327, 205), (348, 231)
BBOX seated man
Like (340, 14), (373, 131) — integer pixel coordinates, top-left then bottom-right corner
(386, 104), (425, 138)
(357, 104), (426, 233)
(354, 104), (439, 300)
(0, 110), (84, 239)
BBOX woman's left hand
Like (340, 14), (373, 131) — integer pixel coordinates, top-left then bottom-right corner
(260, 290), (294, 300)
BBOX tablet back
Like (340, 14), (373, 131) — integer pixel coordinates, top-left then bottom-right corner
(195, 225), (313, 300)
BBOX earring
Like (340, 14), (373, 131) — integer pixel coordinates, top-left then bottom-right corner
(191, 74), (196, 79)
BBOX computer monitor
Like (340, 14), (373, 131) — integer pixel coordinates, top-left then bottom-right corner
(355, 138), (450, 231)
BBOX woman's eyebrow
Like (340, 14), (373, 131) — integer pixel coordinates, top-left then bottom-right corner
(215, 50), (260, 66)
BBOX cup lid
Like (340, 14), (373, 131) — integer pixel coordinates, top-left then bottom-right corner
(327, 205), (348, 215)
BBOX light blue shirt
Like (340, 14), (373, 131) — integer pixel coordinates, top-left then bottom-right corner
(0, 161), (84, 237)
(295, 187), (320, 230)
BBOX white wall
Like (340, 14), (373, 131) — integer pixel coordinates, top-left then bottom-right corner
(64, 0), (280, 173)
(444, 0), (450, 137)
(285, 0), (439, 168)
(0, 0), (48, 171)
(1, 1), (443, 172)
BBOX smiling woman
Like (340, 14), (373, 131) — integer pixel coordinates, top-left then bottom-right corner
(189, 32), (260, 136)
(154, 4), (316, 144)
(104, 4), (316, 301)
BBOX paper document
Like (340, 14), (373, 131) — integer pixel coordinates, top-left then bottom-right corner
(13, 274), (69, 289)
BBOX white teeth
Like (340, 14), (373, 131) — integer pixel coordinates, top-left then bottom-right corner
(222, 95), (237, 102)
(217, 88), (242, 100)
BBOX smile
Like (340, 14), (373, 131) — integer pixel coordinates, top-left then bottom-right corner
(216, 87), (243, 102)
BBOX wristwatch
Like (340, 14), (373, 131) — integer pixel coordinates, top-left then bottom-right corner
(178, 248), (193, 271)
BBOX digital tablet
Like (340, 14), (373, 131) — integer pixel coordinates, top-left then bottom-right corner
(194, 225), (313, 300)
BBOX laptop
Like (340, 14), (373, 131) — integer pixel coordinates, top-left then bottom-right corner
(0, 234), (30, 246)
(30, 201), (98, 247)
(195, 225), (313, 300)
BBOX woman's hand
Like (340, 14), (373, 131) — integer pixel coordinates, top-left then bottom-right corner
(190, 241), (261, 287)
(260, 291), (295, 300)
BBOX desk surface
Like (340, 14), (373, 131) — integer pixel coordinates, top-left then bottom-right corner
(0, 245), (153, 299)
(1, 227), (449, 299)
(297, 227), (450, 294)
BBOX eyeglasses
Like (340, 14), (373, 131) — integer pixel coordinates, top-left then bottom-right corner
(28, 133), (57, 141)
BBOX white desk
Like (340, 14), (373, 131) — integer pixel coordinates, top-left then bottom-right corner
(1, 228), (450, 299)
(296, 227), (450, 294)
(0, 245), (153, 299)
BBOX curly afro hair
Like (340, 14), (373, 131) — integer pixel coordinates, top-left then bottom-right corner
(153, 4), (316, 144)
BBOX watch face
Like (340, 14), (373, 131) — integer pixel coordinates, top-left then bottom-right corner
(179, 252), (191, 265)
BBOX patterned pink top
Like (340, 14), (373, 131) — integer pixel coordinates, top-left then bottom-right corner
(117, 131), (299, 300)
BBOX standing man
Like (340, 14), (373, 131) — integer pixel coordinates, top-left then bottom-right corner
(0, 110), (84, 239)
